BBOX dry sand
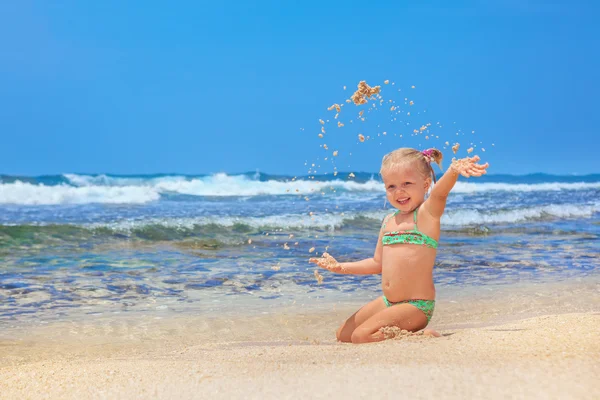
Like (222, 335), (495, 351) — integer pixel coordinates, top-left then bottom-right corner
(1, 311), (598, 400)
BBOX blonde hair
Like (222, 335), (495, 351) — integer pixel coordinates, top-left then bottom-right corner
(380, 148), (443, 183)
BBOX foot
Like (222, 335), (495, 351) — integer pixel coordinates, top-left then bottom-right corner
(422, 328), (441, 337)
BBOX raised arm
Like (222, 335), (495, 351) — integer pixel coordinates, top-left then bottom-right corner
(423, 155), (489, 218)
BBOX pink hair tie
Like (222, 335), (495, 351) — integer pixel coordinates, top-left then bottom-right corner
(422, 149), (434, 162)
(422, 149), (438, 183)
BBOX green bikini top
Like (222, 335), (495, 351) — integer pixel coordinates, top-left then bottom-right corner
(381, 208), (439, 249)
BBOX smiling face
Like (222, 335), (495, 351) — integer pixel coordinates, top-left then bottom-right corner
(381, 162), (431, 213)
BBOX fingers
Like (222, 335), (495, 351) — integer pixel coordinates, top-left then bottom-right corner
(471, 162), (489, 173)
(469, 166), (484, 175)
(457, 157), (489, 177)
(309, 257), (326, 265)
(467, 168), (482, 177)
(461, 155), (479, 163)
(461, 160), (489, 177)
(310, 252), (329, 262)
(310, 260), (329, 270)
(309, 253), (339, 271)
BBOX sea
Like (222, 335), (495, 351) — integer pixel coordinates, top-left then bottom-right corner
(1, 172), (599, 330)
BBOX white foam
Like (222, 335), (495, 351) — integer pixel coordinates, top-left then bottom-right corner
(63, 173), (600, 196)
(84, 214), (348, 232)
(53, 202), (598, 231)
(1, 173), (598, 205)
(0, 181), (160, 205)
(442, 203), (600, 226)
(64, 173), (382, 196)
(451, 181), (600, 193)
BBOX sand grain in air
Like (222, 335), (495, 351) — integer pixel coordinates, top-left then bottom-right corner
(314, 269), (324, 284)
(351, 81), (381, 105)
(327, 104), (341, 113)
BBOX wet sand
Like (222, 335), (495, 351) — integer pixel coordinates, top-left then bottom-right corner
(1, 279), (599, 399)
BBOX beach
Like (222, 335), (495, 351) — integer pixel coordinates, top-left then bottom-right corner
(2, 277), (599, 399)
(1, 173), (599, 398)
(3, 0), (600, 397)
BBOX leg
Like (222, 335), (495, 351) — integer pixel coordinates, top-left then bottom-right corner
(336, 296), (387, 343)
(350, 303), (429, 344)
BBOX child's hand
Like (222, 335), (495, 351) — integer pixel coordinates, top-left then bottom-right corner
(309, 252), (344, 273)
(450, 155), (489, 178)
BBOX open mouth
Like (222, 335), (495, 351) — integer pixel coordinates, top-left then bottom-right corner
(397, 197), (410, 205)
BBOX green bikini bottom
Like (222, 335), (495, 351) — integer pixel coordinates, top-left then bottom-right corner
(382, 296), (435, 323)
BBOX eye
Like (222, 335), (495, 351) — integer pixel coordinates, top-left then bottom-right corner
(387, 185), (395, 190)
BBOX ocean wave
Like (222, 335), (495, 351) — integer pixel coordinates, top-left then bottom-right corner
(85, 203), (600, 229)
(0, 181), (160, 205)
(1, 203), (597, 245)
(0, 172), (598, 205)
(64, 173), (382, 196)
(64, 173), (600, 194)
(451, 181), (600, 193)
(0, 174), (382, 204)
(442, 203), (600, 225)
(63, 173), (600, 191)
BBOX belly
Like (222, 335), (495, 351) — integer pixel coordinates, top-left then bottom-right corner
(381, 246), (436, 301)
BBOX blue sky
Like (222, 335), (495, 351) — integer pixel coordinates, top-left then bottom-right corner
(1, 0), (598, 176)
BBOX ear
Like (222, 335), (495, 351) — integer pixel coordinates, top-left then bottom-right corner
(424, 177), (432, 191)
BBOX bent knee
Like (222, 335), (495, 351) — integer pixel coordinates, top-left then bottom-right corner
(336, 325), (352, 343)
(350, 330), (370, 344)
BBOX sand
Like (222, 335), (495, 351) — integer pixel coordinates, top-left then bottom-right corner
(1, 278), (599, 399)
(0, 311), (598, 400)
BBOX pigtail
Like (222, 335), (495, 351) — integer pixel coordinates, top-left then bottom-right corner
(421, 148), (443, 183)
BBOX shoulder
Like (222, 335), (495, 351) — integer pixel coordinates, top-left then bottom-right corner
(419, 200), (442, 222)
(381, 211), (397, 230)
(416, 204), (442, 237)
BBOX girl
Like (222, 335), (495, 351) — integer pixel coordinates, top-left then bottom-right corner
(309, 148), (489, 344)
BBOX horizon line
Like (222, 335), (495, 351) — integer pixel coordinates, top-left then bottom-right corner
(2, 171), (600, 178)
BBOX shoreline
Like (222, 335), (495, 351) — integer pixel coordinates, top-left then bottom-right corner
(1, 277), (599, 399)
(2, 274), (598, 337)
